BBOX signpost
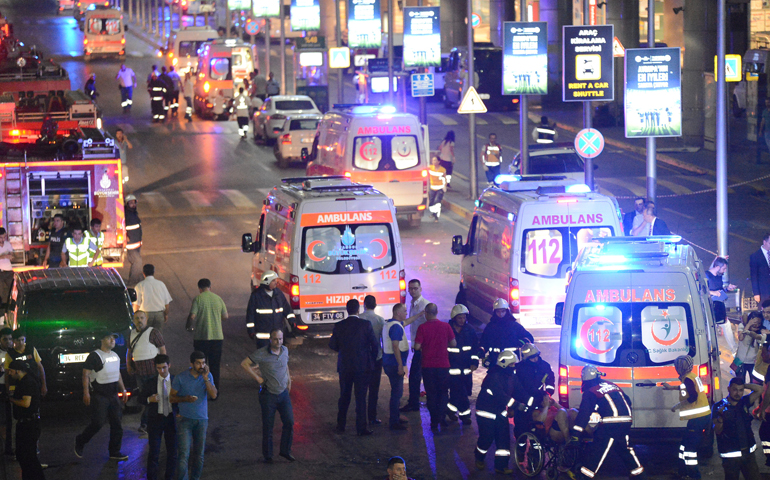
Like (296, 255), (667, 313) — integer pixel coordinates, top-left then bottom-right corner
(457, 87), (487, 114)
(290, 0), (320, 31)
(624, 47), (682, 138)
(411, 73), (434, 97)
(502, 21), (547, 95)
(574, 128), (605, 158)
(562, 25), (614, 102)
(329, 47), (350, 68)
(348, 0), (382, 48)
(403, 7), (441, 68)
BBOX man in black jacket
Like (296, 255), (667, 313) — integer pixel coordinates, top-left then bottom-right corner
(480, 298), (533, 368)
(750, 233), (770, 304)
(246, 271), (296, 349)
(447, 304), (479, 425)
(631, 203), (670, 236)
(124, 194), (143, 286)
(512, 343), (555, 437)
(329, 299), (378, 436)
(138, 354), (177, 480)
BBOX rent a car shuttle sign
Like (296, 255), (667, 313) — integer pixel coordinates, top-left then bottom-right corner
(563, 25), (614, 101)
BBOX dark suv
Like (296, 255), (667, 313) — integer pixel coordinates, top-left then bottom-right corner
(5, 267), (136, 399)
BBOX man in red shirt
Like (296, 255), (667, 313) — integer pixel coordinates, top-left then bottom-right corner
(415, 303), (456, 430)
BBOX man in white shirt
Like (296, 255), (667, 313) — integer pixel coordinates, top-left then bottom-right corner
(116, 64), (137, 114)
(401, 279), (430, 412)
(0, 229), (14, 308)
(133, 264), (173, 331)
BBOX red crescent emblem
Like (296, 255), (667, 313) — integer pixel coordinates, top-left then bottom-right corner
(359, 141), (376, 162)
(650, 319), (682, 346)
(306, 240), (326, 262)
(370, 238), (388, 260)
(579, 316), (613, 355)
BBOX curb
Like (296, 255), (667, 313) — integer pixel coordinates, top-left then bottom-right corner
(442, 198), (473, 221)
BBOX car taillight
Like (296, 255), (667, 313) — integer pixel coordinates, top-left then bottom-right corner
(344, 171), (352, 178)
(117, 234), (124, 244)
(168, 52), (174, 58)
(559, 364), (569, 407)
(509, 277), (520, 313)
(281, 133), (291, 144)
(203, 81), (210, 93)
(399, 270), (406, 304)
(84, 38), (88, 45)
(296, 325), (308, 330)
(421, 169), (428, 177)
(121, 38), (125, 44)
(699, 363), (708, 377)
(290, 275), (300, 309)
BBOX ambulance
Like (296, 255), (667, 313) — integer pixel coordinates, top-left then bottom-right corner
(240, 176), (406, 335)
(163, 26), (219, 74)
(451, 177), (622, 328)
(82, 6), (125, 61)
(193, 39), (255, 119)
(305, 105), (429, 228)
(555, 236), (726, 433)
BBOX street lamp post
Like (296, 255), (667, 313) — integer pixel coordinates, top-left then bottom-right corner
(518, 0), (528, 176)
(716, 0), (728, 271)
(583, 0), (594, 190)
(646, 0), (656, 202)
(387, 0), (394, 105)
(335, 0), (343, 103)
(467, 0), (477, 200)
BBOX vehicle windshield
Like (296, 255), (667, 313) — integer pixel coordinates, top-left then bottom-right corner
(209, 57), (232, 80)
(87, 18), (121, 35)
(521, 226), (614, 278)
(21, 288), (132, 333)
(275, 100), (316, 111)
(301, 224), (396, 274)
(529, 153), (585, 174)
(178, 40), (209, 57)
(289, 119), (319, 130)
(353, 135), (420, 171)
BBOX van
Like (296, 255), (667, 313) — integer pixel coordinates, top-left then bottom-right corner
(554, 236), (726, 433)
(451, 178), (623, 329)
(240, 176), (406, 335)
(194, 39), (255, 118)
(305, 105), (429, 227)
(82, 5), (125, 61)
(164, 26), (219, 74)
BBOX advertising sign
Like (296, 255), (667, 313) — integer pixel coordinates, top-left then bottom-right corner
(253, 0), (280, 18)
(563, 25), (614, 101)
(291, 0), (320, 31)
(624, 47), (681, 138)
(502, 21), (547, 95)
(228, 0), (251, 9)
(403, 7), (440, 68)
(348, 0), (381, 48)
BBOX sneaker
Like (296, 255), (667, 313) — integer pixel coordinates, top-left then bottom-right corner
(137, 425), (147, 434)
(74, 440), (83, 458)
(110, 453), (129, 461)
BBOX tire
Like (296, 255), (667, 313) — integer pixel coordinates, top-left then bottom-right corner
(454, 283), (467, 307)
(514, 432), (545, 477)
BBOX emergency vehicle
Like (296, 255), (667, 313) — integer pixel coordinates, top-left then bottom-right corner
(162, 26), (218, 74)
(241, 176), (406, 335)
(451, 178), (622, 328)
(74, 0), (110, 20)
(0, 90), (99, 143)
(82, 5), (126, 61)
(193, 39), (255, 119)
(58, 0), (77, 13)
(555, 236), (726, 433)
(0, 53), (70, 100)
(305, 105), (429, 227)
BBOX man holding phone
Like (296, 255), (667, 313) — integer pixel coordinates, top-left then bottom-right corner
(385, 456), (415, 480)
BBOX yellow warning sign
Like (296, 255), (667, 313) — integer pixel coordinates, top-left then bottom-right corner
(613, 36), (625, 58)
(457, 86), (487, 114)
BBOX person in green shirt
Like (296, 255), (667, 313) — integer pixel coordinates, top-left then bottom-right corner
(186, 278), (228, 391)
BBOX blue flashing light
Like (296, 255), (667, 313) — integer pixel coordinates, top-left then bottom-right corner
(574, 338), (582, 350)
(566, 184), (592, 193)
(594, 254), (627, 265)
(379, 105), (397, 114)
(644, 235), (682, 243)
(507, 213), (514, 221)
(494, 174), (520, 184)
(595, 304), (605, 311)
(474, 199), (480, 207)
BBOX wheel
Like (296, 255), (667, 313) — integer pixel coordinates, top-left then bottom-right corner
(545, 462), (559, 480)
(454, 283), (467, 307)
(515, 432), (545, 477)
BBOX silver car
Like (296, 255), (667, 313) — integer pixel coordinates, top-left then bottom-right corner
(273, 114), (322, 168)
(253, 95), (320, 144)
(509, 143), (590, 184)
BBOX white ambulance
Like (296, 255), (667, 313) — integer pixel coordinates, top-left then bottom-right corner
(82, 5), (125, 61)
(451, 177), (623, 329)
(163, 26), (218, 74)
(555, 236), (726, 432)
(193, 38), (255, 119)
(241, 176), (406, 335)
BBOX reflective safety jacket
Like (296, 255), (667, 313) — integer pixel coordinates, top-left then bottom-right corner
(86, 230), (104, 266)
(245, 284), (296, 339)
(233, 93), (250, 117)
(64, 237), (92, 267)
(475, 365), (521, 421)
(481, 143), (502, 166)
(148, 78), (167, 101)
(125, 206), (142, 250)
(678, 371), (710, 420)
(514, 357), (556, 403)
(573, 380), (633, 434)
(429, 164), (447, 190)
(712, 395), (757, 458)
(533, 123), (556, 143)
(480, 311), (534, 367)
(447, 319), (479, 375)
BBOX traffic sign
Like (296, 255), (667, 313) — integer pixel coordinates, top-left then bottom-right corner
(471, 13), (481, 28)
(563, 25), (614, 102)
(574, 128), (604, 158)
(411, 73), (434, 97)
(613, 36), (625, 57)
(714, 54), (742, 82)
(457, 86), (487, 114)
(244, 19), (260, 36)
(329, 47), (350, 68)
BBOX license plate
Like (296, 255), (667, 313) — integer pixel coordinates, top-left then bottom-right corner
(59, 353), (89, 364)
(309, 312), (344, 322)
(479, 93), (490, 99)
(300, 138), (313, 143)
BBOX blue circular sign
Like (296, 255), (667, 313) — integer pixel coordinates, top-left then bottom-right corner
(574, 128), (604, 159)
(471, 13), (481, 28)
(245, 20), (260, 36)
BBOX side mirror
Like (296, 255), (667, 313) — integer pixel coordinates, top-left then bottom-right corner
(554, 302), (564, 325)
(127, 288), (137, 303)
(451, 235), (466, 255)
(242, 233), (254, 253)
(712, 301), (726, 325)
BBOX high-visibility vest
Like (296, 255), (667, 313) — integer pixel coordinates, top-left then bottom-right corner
(86, 231), (104, 266)
(679, 371), (710, 420)
(234, 93), (249, 116)
(535, 124), (556, 143)
(428, 165), (447, 190)
(64, 237), (91, 267)
(482, 144), (501, 166)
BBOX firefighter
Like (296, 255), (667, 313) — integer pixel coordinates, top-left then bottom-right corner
(124, 194), (143, 286)
(572, 366), (646, 480)
(661, 355), (711, 479)
(159, 67), (174, 120)
(480, 133), (502, 186)
(60, 225), (96, 268)
(512, 343), (555, 437)
(474, 350), (519, 475)
(85, 217), (104, 267)
(233, 87), (250, 140)
(246, 271), (296, 349)
(427, 156), (447, 222)
(532, 116), (557, 144)
(479, 298), (534, 368)
(147, 72), (167, 123)
(446, 304), (479, 425)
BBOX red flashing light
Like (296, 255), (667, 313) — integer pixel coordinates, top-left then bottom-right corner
(417, 205), (426, 211)
(559, 384), (568, 396)
(509, 277), (520, 313)
(399, 270), (406, 304)
(421, 169), (428, 177)
(558, 364), (569, 408)
(559, 366), (568, 377)
(344, 171), (351, 178)
(699, 364), (708, 377)
(290, 275), (300, 309)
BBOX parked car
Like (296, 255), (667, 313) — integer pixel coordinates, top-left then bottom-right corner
(253, 95), (320, 144)
(509, 143), (593, 184)
(273, 113), (322, 168)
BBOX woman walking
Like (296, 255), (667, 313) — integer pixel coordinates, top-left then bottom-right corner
(436, 131), (455, 187)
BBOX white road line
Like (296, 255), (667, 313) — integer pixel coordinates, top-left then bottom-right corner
(429, 113), (458, 126)
(181, 190), (212, 207)
(656, 179), (692, 195)
(662, 207), (694, 220)
(475, 117), (488, 125)
(490, 113), (518, 125)
(220, 189), (258, 209)
(597, 177), (646, 197)
(258, 162), (271, 171)
(140, 191), (172, 209)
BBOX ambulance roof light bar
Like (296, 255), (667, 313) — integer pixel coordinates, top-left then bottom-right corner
(281, 175), (347, 184)
(595, 235), (683, 244)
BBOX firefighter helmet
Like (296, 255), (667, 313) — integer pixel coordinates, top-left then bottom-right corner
(450, 304), (469, 319)
(260, 270), (279, 285)
(492, 298), (509, 311)
(581, 365), (606, 381)
(519, 343), (540, 362)
(497, 350), (518, 368)
(125, 194), (137, 202)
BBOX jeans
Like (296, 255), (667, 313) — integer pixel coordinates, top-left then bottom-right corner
(383, 365), (404, 427)
(16, 418), (44, 480)
(337, 370), (370, 433)
(176, 417), (207, 480)
(428, 189), (444, 218)
(368, 359), (382, 423)
(184, 96), (193, 119)
(485, 165), (500, 184)
(258, 388), (294, 459)
(406, 350), (422, 408)
(147, 413), (176, 480)
(1, 390), (11, 453)
(126, 248), (143, 287)
(137, 374), (156, 427)
(76, 393), (123, 456)
(193, 340), (223, 390)
(422, 368), (450, 426)
(120, 85), (133, 110)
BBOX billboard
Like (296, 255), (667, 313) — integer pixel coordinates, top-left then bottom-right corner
(348, 0), (381, 48)
(291, 0), (320, 31)
(563, 25), (614, 101)
(502, 21), (547, 95)
(228, 0), (251, 9)
(403, 7), (440, 68)
(624, 47), (682, 138)
(253, 0), (280, 18)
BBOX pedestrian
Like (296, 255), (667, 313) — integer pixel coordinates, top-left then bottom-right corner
(354, 68), (368, 103)
(241, 329), (295, 464)
(246, 270), (295, 349)
(146, 64), (160, 86)
(435, 131), (455, 187)
(0, 328), (13, 455)
(170, 351), (218, 480)
(660, 355), (711, 479)
(124, 194), (143, 287)
(159, 67), (174, 120)
(182, 72), (194, 122)
(233, 87), (250, 140)
(480, 133), (502, 186)
(133, 264), (173, 331)
(713, 378), (762, 480)
(167, 66), (181, 117)
(400, 279), (430, 413)
(74, 332), (129, 462)
(186, 278), (228, 391)
(759, 98), (770, 158)
(252, 69), (267, 100)
(85, 218), (104, 267)
(359, 295), (386, 426)
(382, 304), (413, 431)
(147, 72), (167, 123)
(479, 298), (533, 368)
(116, 63), (136, 114)
(734, 312), (763, 383)
(427, 156), (447, 222)
(42, 214), (68, 268)
(385, 456), (415, 480)
(0, 229), (14, 303)
(5, 329), (47, 398)
(114, 129), (132, 184)
(512, 343), (555, 437)
(84, 73), (98, 102)
(707, 257), (737, 302)
(750, 233), (770, 304)
(532, 116), (557, 144)
(127, 311), (167, 435)
(631, 203), (671, 236)
(7, 360), (45, 479)
(752, 325), (770, 383)
(329, 299), (378, 436)
(138, 354), (177, 480)
(446, 304), (478, 425)
(266, 72), (280, 97)
(60, 225), (96, 268)
(414, 303), (455, 430)
(623, 197), (646, 236)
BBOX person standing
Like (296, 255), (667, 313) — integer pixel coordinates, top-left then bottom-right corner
(266, 72), (280, 97)
(246, 270), (295, 350)
(0, 328), (13, 455)
(114, 129), (132, 184)
(233, 87), (250, 140)
(713, 378), (762, 480)
(7, 360), (45, 479)
(414, 303), (455, 430)
(750, 233), (770, 304)
(531, 116), (557, 144)
(182, 72), (194, 122)
(42, 214), (68, 268)
(427, 156), (447, 222)
(436, 131), (455, 187)
(133, 264), (173, 331)
(480, 133), (502, 186)
(358, 295), (385, 426)
(138, 354), (177, 480)
(116, 64), (137, 114)
(0, 229), (14, 304)
(383, 304), (410, 431)
(252, 69), (267, 101)
(446, 304), (478, 425)
(127, 311), (167, 435)
(631, 203), (671, 236)
(623, 197), (646, 236)
(85, 218), (104, 267)
(167, 66), (181, 117)
(74, 333), (129, 462)
(480, 298), (533, 369)
(84, 73), (98, 102)
(329, 299), (378, 436)
(186, 278), (228, 391)
(159, 67), (174, 121)
(124, 194), (143, 287)
(760, 98), (770, 158)
(5, 330), (47, 398)
(147, 72), (167, 123)
(60, 225), (96, 268)
(401, 279), (430, 412)
(170, 351), (217, 480)
(241, 329), (295, 463)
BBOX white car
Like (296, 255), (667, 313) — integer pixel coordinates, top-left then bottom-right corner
(253, 95), (320, 144)
(273, 114), (322, 168)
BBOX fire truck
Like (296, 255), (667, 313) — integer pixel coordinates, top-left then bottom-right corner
(0, 53), (70, 100)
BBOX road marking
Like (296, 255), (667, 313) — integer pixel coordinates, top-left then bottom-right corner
(221, 189), (258, 208)
(429, 113), (458, 126)
(127, 51), (144, 57)
(597, 177), (646, 197)
(656, 179), (692, 195)
(490, 113), (518, 125)
(258, 161), (271, 171)
(475, 117), (488, 125)
(181, 190), (212, 207)
(662, 207), (694, 220)
(140, 192), (173, 209)
(729, 232), (756, 244)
